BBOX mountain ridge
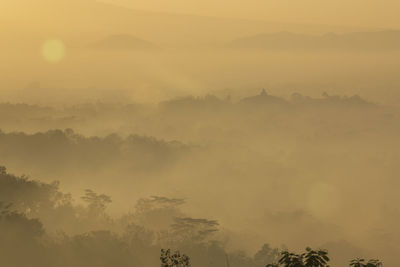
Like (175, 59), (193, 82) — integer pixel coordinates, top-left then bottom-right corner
(228, 30), (400, 50)
(1, 0), (377, 46)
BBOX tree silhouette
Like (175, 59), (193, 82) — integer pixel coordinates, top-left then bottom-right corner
(278, 251), (304, 267)
(81, 189), (112, 213)
(274, 247), (330, 267)
(303, 247), (329, 267)
(160, 249), (190, 267)
(350, 258), (383, 267)
(254, 243), (280, 267)
(171, 217), (219, 242)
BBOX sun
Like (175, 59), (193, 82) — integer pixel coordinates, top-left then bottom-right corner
(41, 39), (66, 63)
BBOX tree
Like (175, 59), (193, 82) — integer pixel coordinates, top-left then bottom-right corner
(275, 247), (330, 267)
(0, 166), (6, 175)
(131, 196), (186, 230)
(160, 249), (190, 267)
(278, 251), (304, 267)
(254, 243), (280, 267)
(79, 189), (113, 230)
(81, 189), (112, 214)
(0, 202), (44, 242)
(303, 247), (329, 267)
(350, 258), (383, 267)
(170, 217), (219, 243)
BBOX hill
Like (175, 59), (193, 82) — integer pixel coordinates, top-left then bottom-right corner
(90, 34), (158, 50)
(229, 30), (400, 51)
(1, 0), (367, 47)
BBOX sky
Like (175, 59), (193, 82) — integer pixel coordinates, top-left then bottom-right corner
(103, 0), (400, 29)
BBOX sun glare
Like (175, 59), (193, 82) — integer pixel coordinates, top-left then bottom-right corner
(41, 39), (66, 63)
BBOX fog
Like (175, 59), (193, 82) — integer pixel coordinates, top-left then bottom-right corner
(1, 1), (399, 267)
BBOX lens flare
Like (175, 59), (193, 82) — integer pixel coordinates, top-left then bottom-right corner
(41, 39), (66, 63)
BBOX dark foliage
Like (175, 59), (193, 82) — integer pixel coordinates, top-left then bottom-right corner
(160, 249), (190, 267)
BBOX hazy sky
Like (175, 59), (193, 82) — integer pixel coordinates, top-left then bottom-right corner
(103, 0), (400, 29)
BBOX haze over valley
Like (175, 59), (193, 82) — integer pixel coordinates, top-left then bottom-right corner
(1, 1), (399, 266)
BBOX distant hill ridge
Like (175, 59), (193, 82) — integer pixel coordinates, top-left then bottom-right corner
(91, 34), (158, 50)
(1, 0), (369, 47)
(229, 30), (400, 50)
(159, 90), (373, 111)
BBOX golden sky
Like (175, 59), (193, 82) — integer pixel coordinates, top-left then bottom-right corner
(2, 0), (400, 30)
(104, 0), (400, 29)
